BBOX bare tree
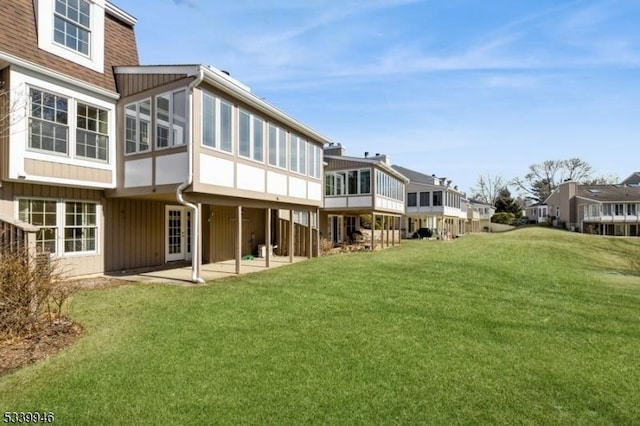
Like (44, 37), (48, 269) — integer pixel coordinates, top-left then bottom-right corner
(470, 174), (507, 205)
(0, 81), (27, 139)
(512, 158), (597, 203)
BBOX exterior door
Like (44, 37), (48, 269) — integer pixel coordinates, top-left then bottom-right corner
(166, 206), (192, 262)
(328, 215), (343, 245)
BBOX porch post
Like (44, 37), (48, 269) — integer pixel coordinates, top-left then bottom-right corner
(196, 203), (202, 279)
(289, 209), (294, 263)
(265, 208), (271, 268)
(371, 212), (376, 251)
(236, 205), (242, 274)
(392, 216), (396, 247)
(307, 211), (312, 259)
(315, 207), (320, 257)
(385, 215), (390, 248)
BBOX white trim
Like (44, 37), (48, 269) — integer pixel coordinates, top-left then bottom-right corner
(105, 2), (137, 26)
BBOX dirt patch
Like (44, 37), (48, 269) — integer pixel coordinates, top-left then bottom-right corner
(0, 276), (132, 376)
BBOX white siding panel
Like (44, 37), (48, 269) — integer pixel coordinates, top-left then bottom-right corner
(125, 158), (152, 188)
(289, 176), (307, 199)
(348, 196), (372, 208)
(200, 154), (234, 188)
(237, 163), (265, 193)
(156, 152), (188, 185)
(308, 181), (322, 201)
(267, 171), (288, 196)
(325, 197), (347, 208)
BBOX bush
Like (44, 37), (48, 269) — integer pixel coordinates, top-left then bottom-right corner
(491, 212), (515, 225)
(0, 248), (75, 339)
(319, 238), (334, 255)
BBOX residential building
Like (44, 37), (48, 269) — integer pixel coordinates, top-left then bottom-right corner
(0, 1), (329, 281)
(321, 145), (407, 248)
(468, 199), (496, 232)
(524, 202), (548, 224)
(545, 180), (640, 236)
(392, 165), (468, 238)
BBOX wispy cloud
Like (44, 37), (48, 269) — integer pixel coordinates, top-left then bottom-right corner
(172, 0), (196, 9)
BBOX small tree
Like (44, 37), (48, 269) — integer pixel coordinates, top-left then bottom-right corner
(470, 174), (507, 205)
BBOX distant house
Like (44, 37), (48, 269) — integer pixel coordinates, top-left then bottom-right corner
(524, 203), (548, 224)
(622, 172), (640, 185)
(469, 199), (496, 231)
(392, 165), (468, 238)
(321, 145), (407, 249)
(545, 180), (640, 236)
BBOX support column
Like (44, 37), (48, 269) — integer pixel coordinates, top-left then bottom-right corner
(385, 215), (390, 248)
(236, 205), (242, 274)
(307, 211), (313, 259)
(265, 208), (271, 268)
(371, 212), (376, 251)
(392, 216), (396, 247)
(289, 209), (295, 263)
(315, 207), (320, 257)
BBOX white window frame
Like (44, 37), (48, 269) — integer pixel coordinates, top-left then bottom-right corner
(267, 123), (287, 169)
(36, 0), (106, 73)
(155, 89), (187, 150)
(27, 85), (111, 164)
(16, 197), (100, 257)
(124, 98), (151, 155)
(201, 91), (233, 154)
(238, 109), (265, 163)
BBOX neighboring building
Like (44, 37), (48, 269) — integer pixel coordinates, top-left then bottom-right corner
(392, 165), (468, 238)
(545, 180), (640, 236)
(524, 203), (548, 224)
(622, 172), (640, 185)
(468, 199), (496, 231)
(0, 1), (329, 281)
(321, 145), (407, 248)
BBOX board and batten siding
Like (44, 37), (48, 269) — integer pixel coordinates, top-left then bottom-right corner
(103, 198), (166, 272)
(206, 205), (266, 262)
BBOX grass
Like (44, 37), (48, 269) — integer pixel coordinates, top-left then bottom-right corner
(1, 227), (640, 424)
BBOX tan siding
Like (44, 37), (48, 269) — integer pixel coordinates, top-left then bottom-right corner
(24, 159), (112, 184)
(0, 1), (138, 92)
(325, 159), (372, 171)
(103, 198), (165, 272)
(209, 206), (265, 262)
(115, 74), (190, 98)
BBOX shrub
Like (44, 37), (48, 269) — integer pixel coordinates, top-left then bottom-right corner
(0, 247), (75, 339)
(491, 212), (515, 225)
(319, 238), (334, 255)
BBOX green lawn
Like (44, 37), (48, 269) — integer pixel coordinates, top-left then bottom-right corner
(1, 228), (640, 424)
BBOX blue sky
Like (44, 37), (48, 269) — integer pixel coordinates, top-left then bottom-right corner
(113, 0), (640, 193)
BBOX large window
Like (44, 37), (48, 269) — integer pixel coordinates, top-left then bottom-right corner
(407, 192), (417, 207)
(64, 202), (97, 252)
(268, 124), (287, 168)
(603, 204), (613, 216)
(29, 87), (111, 162)
(18, 198), (98, 255)
(433, 191), (443, 206)
(289, 135), (307, 174)
(419, 191), (430, 206)
(308, 144), (322, 179)
(326, 169), (370, 196)
(238, 110), (264, 162)
(202, 93), (232, 153)
(124, 99), (151, 154)
(29, 88), (68, 154)
(628, 204), (637, 216)
(374, 170), (404, 201)
(54, 0), (91, 55)
(76, 103), (108, 161)
(156, 89), (186, 149)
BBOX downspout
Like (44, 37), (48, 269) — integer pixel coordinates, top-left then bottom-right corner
(176, 67), (205, 283)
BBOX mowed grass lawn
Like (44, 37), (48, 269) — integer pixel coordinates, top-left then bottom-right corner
(2, 228), (640, 424)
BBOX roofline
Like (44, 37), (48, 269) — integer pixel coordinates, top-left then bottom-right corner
(106, 2), (137, 26)
(1, 51), (120, 100)
(114, 64), (332, 144)
(324, 155), (409, 182)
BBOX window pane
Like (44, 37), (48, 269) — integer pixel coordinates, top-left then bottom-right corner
(268, 124), (277, 165)
(278, 129), (287, 168)
(202, 94), (216, 148)
(220, 101), (232, 152)
(156, 95), (170, 148)
(360, 170), (370, 194)
(239, 110), (250, 157)
(299, 140), (306, 174)
(348, 171), (358, 194)
(253, 116), (264, 162)
(290, 135), (298, 172)
(172, 90), (186, 146)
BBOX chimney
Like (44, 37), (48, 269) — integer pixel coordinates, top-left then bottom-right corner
(324, 142), (345, 156)
(364, 151), (369, 158)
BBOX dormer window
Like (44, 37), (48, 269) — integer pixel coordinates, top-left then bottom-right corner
(54, 0), (91, 56)
(37, 0), (105, 73)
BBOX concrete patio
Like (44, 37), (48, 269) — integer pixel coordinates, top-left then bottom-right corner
(103, 256), (310, 285)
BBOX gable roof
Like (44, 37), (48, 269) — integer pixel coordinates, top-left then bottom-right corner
(391, 165), (439, 184)
(324, 155), (409, 182)
(621, 172), (640, 185)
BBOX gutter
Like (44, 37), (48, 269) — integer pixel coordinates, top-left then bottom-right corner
(176, 68), (205, 283)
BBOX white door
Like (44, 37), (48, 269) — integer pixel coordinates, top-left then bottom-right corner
(166, 206), (192, 262)
(328, 215), (343, 244)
